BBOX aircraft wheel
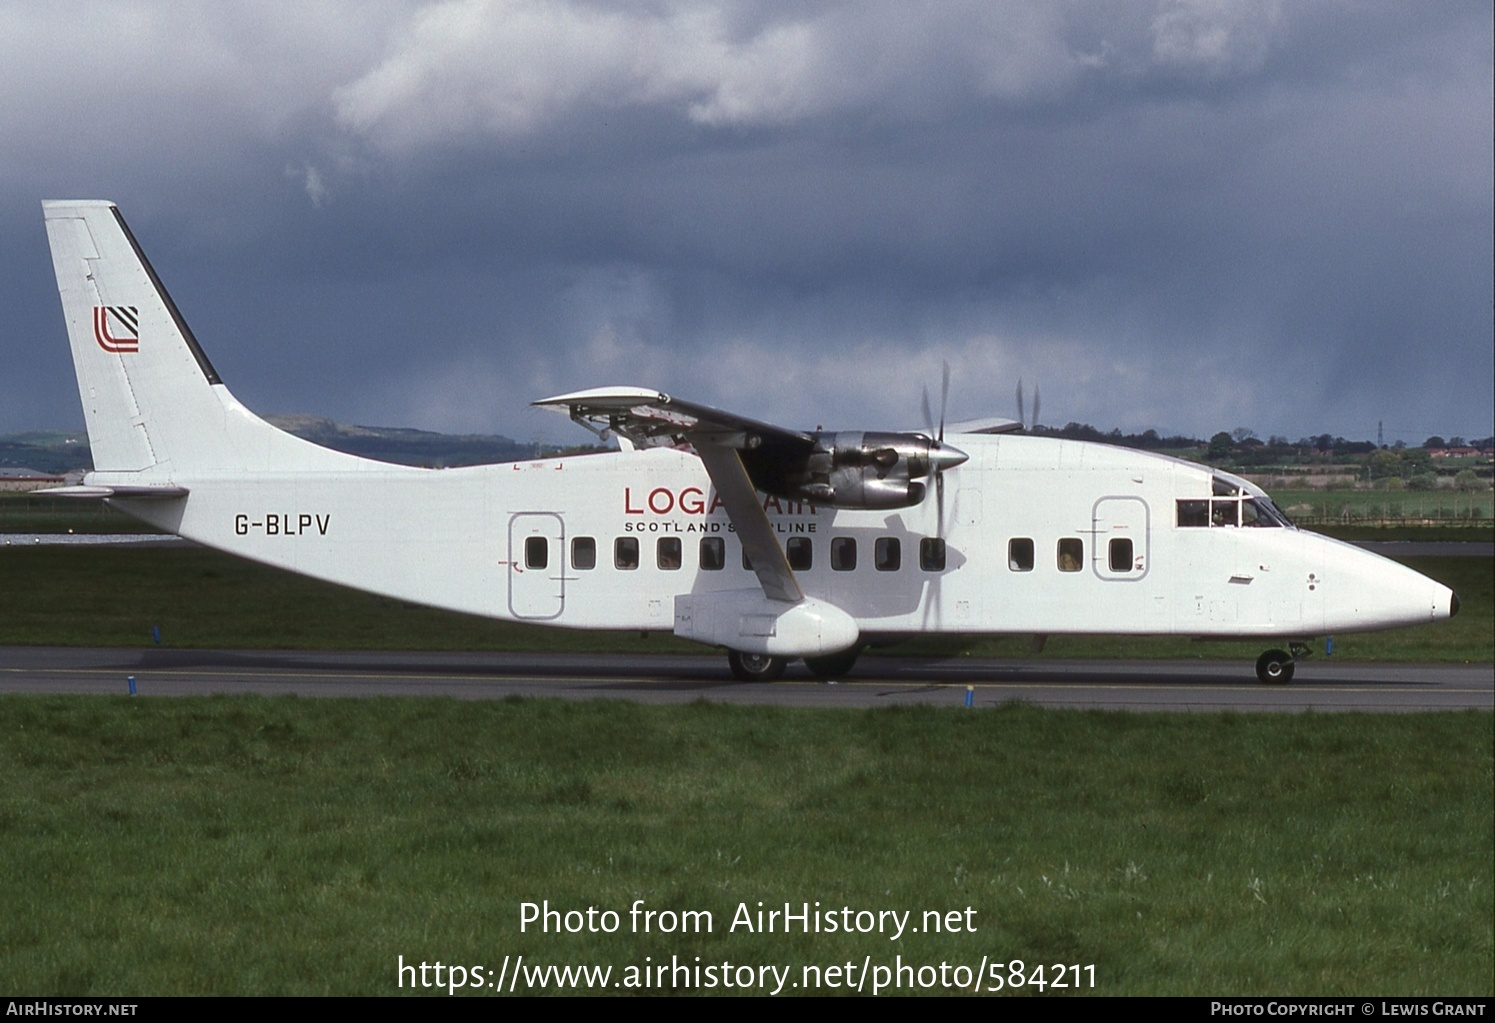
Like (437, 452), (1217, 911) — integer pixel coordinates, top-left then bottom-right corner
(728, 650), (788, 683)
(1255, 649), (1295, 685)
(804, 648), (861, 680)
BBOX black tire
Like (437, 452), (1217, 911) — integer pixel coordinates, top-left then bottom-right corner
(803, 648), (861, 680)
(1255, 649), (1295, 685)
(728, 650), (788, 682)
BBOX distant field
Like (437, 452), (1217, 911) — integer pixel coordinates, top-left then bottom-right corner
(1271, 488), (1493, 525)
(0, 546), (1487, 663)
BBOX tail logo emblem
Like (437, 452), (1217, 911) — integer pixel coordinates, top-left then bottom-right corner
(93, 306), (139, 353)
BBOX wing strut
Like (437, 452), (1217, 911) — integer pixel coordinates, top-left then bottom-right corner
(692, 441), (803, 605)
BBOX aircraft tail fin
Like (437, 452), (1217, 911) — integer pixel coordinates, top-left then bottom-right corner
(43, 201), (364, 477)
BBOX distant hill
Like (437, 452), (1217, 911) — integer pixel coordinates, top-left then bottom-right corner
(0, 418), (558, 474)
(0, 431), (92, 475)
(261, 415), (547, 467)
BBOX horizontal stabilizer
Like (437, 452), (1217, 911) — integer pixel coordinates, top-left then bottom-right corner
(35, 484), (189, 499)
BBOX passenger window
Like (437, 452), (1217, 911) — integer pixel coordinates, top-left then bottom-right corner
(1177, 500), (1209, 527)
(1057, 538), (1083, 572)
(700, 537), (725, 571)
(742, 548), (754, 571)
(1109, 538), (1134, 572)
(614, 537), (639, 570)
(875, 537), (901, 572)
(830, 537), (857, 571)
(657, 537), (682, 570)
(1008, 538), (1034, 572)
(572, 536), (596, 570)
(920, 537), (946, 572)
(786, 537), (812, 571)
(525, 536), (548, 570)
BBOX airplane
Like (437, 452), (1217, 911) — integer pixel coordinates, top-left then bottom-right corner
(37, 200), (1460, 685)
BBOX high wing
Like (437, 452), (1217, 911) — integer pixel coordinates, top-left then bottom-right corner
(534, 387), (968, 513)
(535, 386), (971, 605)
(532, 387), (813, 453)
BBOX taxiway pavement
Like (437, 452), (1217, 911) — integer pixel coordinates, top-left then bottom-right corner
(0, 647), (1488, 712)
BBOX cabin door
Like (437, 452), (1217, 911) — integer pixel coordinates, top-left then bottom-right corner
(1091, 497), (1150, 580)
(507, 513), (565, 620)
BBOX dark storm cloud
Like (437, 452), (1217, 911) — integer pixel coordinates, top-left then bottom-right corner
(3, 0), (1490, 446)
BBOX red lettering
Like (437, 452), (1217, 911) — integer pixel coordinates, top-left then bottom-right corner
(763, 495), (783, 513)
(648, 487), (674, 514)
(624, 487), (643, 514)
(709, 493), (724, 514)
(680, 486), (705, 515)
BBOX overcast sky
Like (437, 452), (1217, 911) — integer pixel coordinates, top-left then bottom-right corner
(4, 0), (1490, 447)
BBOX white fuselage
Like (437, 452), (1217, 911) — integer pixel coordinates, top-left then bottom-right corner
(113, 432), (1452, 644)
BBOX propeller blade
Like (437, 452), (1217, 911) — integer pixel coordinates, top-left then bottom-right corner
(936, 463), (945, 533)
(1016, 378), (1025, 428)
(939, 361), (951, 443)
(1031, 385), (1041, 433)
(921, 386), (935, 438)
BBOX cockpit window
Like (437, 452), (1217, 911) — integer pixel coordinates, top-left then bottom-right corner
(1250, 496), (1293, 527)
(1211, 500), (1238, 527)
(1180, 493), (1287, 528)
(1177, 500), (1209, 527)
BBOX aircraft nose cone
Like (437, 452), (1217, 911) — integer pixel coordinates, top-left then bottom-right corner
(930, 443), (969, 472)
(1450, 591), (1460, 618)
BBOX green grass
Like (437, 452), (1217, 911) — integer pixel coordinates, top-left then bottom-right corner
(1273, 489), (1493, 525)
(0, 493), (162, 534)
(0, 546), (1488, 663)
(1314, 524), (1495, 543)
(0, 697), (1488, 996)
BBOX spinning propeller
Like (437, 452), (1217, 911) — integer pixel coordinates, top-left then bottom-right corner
(1016, 378), (1041, 433)
(921, 361), (967, 533)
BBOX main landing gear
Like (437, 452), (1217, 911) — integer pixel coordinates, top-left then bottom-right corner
(727, 650), (789, 682)
(1255, 642), (1313, 685)
(726, 647), (863, 682)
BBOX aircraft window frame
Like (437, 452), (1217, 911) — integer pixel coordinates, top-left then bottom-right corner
(1180, 495), (1287, 528)
(657, 536), (682, 570)
(786, 536), (813, 571)
(1008, 537), (1035, 572)
(875, 537), (901, 572)
(614, 536), (639, 570)
(919, 537), (946, 572)
(830, 537), (857, 572)
(742, 548), (754, 571)
(1057, 537), (1083, 573)
(571, 536), (596, 570)
(1108, 537), (1134, 572)
(700, 537), (725, 571)
(525, 536), (548, 570)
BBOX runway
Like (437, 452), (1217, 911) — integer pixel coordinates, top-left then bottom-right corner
(1, 646), (1489, 712)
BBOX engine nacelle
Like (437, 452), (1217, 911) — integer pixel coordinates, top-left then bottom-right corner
(754, 430), (965, 510)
